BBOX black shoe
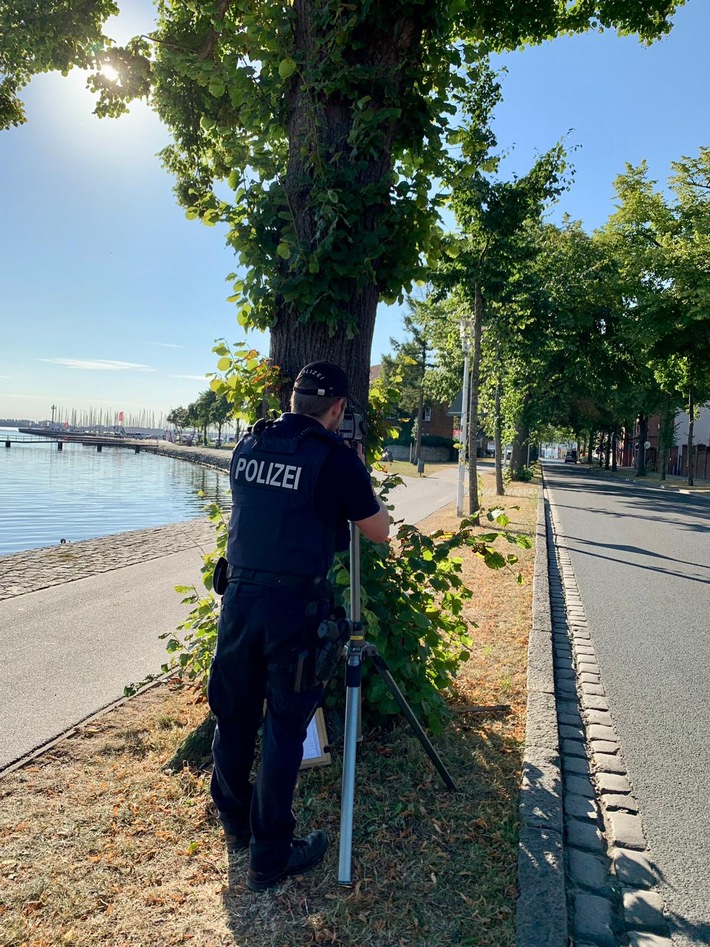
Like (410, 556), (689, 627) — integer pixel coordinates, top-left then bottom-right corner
(246, 830), (329, 892)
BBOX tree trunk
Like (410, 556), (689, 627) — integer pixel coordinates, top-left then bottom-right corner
(270, 301), (377, 412)
(687, 383), (695, 487)
(636, 414), (648, 477)
(658, 396), (675, 482)
(611, 430), (618, 472)
(467, 283), (483, 523)
(270, 3), (423, 410)
(587, 429), (595, 466)
(494, 367), (504, 496)
(509, 420), (528, 480)
(604, 430), (611, 470)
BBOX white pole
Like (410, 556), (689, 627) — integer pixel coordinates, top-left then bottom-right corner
(456, 343), (470, 517)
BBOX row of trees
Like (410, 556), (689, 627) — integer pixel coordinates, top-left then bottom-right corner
(381, 64), (709, 495)
(167, 388), (233, 447)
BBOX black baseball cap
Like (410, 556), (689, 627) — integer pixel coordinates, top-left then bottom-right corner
(293, 361), (349, 398)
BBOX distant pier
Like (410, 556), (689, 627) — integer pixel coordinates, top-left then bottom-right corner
(11, 429), (148, 453)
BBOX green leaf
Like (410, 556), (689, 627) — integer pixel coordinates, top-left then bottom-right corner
(278, 58), (297, 79)
(276, 241), (291, 259)
(216, 356), (231, 371)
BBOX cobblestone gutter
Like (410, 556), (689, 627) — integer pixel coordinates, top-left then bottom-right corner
(516, 471), (672, 947)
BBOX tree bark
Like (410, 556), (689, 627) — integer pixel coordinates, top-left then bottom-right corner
(611, 430), (618, 472)
(509, 419), (529, 480)
(494, 366), (504, 496)
(587, 429), (595, 466)
(270, 295), (378, 412)
(270, 3), (423, 409)
(467, 283), (483, 523)
(636, 413), (648, 477)
(687, 383), (695, 487)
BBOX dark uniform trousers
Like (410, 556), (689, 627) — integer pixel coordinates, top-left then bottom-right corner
(208, 578), (324, 874)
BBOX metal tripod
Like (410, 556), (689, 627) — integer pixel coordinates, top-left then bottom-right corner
(337, 525), (458, 886)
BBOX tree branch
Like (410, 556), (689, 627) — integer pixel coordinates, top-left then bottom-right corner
(198, 0), (233, 61)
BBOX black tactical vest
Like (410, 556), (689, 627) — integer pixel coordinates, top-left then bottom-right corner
(226, 414), (342, 578)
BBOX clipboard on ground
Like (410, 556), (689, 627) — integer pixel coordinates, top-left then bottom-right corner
(300, 707), (331, 769)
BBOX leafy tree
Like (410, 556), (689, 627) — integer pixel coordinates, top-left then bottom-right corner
(166, 404), (189, 441)
(208, 389), (233, 446)
(601, 152), (710, 482)
(380, 297), (445, 462)
(525, 219), (634, 457)
(435, 63), (567, 512)
(1, 1), (683, 408)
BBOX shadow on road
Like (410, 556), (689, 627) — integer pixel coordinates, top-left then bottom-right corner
(559, 535), (710, 584)
(543, 465), (710, 535)
(552, 539), (710, 586)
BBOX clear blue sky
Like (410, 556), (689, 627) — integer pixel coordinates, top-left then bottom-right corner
(1, 1), (707, 423)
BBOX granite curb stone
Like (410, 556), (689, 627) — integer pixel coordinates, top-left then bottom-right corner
(627, 934), (674, 947)
(608, 811), (647, 851)
(622, 890), (669, 934)
(612, 848), (658, 888)
(570, 891), (617, 947)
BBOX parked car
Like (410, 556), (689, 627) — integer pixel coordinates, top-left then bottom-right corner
(564, 449), (578, 463)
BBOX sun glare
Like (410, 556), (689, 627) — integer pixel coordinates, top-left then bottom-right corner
(100, 64), (120, 83)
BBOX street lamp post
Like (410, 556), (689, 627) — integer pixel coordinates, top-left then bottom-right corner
(457, 321), (471, 518)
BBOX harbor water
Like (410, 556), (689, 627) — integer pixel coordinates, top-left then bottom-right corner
(0, 428), (230, 556)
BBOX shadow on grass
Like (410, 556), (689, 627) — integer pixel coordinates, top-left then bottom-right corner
(221, 714), (522, 947)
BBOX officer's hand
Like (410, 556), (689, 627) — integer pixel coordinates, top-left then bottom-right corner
(355, 442), (366, 464)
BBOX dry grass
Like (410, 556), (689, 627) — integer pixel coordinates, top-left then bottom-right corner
(0, 473), (538, 947)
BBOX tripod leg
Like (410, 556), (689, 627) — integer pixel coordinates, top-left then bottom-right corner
(370, 653), (458, 792)
(337, 660), (362, 885)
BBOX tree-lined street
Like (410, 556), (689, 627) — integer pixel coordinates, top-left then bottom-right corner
(544, 461), (710, 946)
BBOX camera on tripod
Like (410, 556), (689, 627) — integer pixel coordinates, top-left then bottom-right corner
(338, 411), (366, 443)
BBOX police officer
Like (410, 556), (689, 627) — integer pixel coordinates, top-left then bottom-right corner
(208, 361), (389, 892)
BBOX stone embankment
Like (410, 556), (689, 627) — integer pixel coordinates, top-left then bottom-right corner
(141, 441), (233, 472)
(0, 441), (235, 601)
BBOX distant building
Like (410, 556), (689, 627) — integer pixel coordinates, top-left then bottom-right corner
(618, 404), (710, 477)
(370, 364), (454, 460)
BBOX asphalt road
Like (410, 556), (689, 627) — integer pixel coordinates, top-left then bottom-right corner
(0, 472), (458, 771)
(544, 462), (710, 947)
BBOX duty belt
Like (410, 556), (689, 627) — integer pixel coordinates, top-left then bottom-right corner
(226, 565), (319, 591)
